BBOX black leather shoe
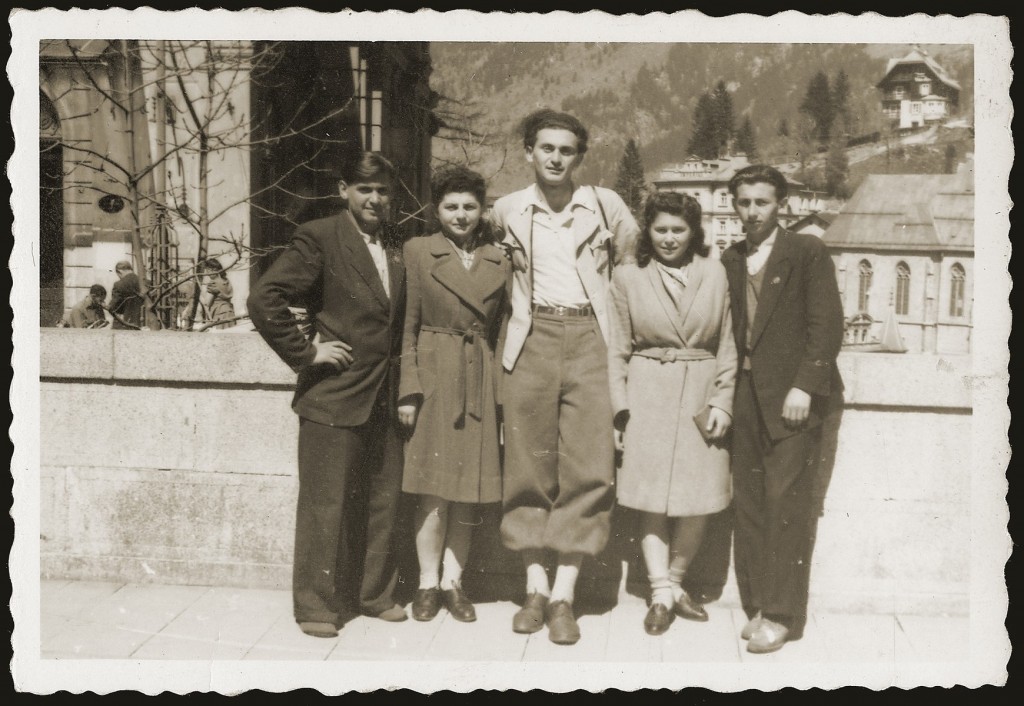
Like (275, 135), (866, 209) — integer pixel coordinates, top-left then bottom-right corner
(411, 588), (442, 621)
(643, 603), (675, 636)
(512, 592), (549, 634)
(545, 600), (581, 645)
(673, 591), (709, 622)
(443, 584), (477, 623)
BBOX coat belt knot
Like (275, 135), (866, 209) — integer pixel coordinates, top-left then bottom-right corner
(420, 324), (487, 426)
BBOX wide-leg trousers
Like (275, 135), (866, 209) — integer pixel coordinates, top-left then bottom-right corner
(731, 371), (820, 638)
(500, 312), (615, 557)
(293, 398), (403, 624)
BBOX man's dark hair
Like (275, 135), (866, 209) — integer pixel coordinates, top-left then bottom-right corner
(728, 164), (789, 200)
(520, 109), (589, 155)
(198, 257), (226, 276)
(430, 165), (487, 208)
(339, 151), (397, 185)
(636, 191), (710, 267)
(89, 284), (107, 298)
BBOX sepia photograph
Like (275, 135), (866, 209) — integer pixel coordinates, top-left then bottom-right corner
(9, 8), (1011, 694)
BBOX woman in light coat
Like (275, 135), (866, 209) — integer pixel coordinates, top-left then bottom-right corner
(398, 166), (510, 624)
(608, 191), (738, 636)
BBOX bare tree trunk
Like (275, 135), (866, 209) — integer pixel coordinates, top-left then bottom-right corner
(122, 39), (163, 330)
(174, 43), (212, 331)
(122, 40), (148, 283)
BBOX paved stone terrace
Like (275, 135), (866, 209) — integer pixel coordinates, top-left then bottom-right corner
(40, 579), (967, 664)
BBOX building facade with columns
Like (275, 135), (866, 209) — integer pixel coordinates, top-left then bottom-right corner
(652, 154), (831, 258)
(822, 168), (973, 354)
(39, 40), (437, 328)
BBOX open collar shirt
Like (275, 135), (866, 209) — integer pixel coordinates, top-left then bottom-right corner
(528, 184), (591, 308)
(745, 226), (780, 277)
(359, 228), (391, 298)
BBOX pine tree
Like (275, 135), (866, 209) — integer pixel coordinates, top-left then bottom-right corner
(614, 138), (647, 216)
(687, 92), (718, 160)
(825, 132), (850, 198)
(777, 117), (790, 138)
(710, 80), (735, 156)
(832, 68), (851, 136)
(800, 71), (834, 142)
(735, 116), (759, 162)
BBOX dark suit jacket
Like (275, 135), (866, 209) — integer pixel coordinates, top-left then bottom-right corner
(110, 273), (143, 329)
(721, 228), (844, 441)
(248, 211), (406, 427)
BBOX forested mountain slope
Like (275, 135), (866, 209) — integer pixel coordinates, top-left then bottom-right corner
(429, 42), (973, 196)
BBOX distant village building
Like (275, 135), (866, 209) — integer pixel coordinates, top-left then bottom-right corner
(877, 46), (961, 130)
(39, 40), (437, 328)
(789, 210), (839, 239)
(652, 154), (830, 258)
(821, 167), (973, 354)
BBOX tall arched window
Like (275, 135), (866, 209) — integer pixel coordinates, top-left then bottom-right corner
(895, 262), (911, 315)
(857, 260), (873, 312)
(950, 263), (966, 317)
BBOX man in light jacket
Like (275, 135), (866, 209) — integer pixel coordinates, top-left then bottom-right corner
(492, 109), (639, 645)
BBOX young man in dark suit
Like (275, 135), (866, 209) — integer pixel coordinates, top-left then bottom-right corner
(248, 152), (408, 638)
(721, 165), (844, 654)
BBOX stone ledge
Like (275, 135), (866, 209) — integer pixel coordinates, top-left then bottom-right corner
(837, 352), (972, 409)
(41, 330), (973, 409)
(41, 329), (115, 379)
(41, 328), (295, 386)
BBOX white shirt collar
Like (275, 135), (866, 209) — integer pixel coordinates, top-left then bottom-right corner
(748, 226), (780, 254)
(526, 183), (596, 215)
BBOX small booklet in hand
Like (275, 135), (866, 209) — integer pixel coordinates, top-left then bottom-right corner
(693, 405), (721, 444)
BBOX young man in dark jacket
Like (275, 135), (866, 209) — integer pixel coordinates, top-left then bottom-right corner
(720, 164), (844, 654)
(248, 152), (407, 637)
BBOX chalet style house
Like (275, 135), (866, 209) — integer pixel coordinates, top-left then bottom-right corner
(877, 46), (961, 130)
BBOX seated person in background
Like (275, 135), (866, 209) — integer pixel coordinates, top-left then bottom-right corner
(109, 260), (144, 329)
(68, 284), (109, 329)
(198, 257), (237, 329)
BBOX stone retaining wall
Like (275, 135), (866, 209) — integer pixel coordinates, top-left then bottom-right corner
(39, 329), (972, 615)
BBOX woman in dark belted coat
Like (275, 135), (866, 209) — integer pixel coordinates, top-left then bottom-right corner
(397, 166), (510, 624)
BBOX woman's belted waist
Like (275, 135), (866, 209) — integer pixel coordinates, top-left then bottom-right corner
(633, 347), (715, 363)
(420, 324), (489, 426)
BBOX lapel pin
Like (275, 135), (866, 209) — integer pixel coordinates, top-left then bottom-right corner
(771, 276), (781, 284)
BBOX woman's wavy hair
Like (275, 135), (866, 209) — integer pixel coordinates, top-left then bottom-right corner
(427, 165), (497, 244)
(635, 191), (709, 267)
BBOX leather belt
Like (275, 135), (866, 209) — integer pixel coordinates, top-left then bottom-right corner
(633, 347), (715, 363)
(532, 304), (593, 317)
(420, 324), (488, 426)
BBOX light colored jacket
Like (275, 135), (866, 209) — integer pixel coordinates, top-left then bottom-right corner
(491, 184), (639, 371)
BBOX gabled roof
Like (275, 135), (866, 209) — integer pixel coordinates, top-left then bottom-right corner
(653, 154), (752, 185)
(877, 47), (962, 92)
(789, 210), (838, 233)
(822, 173), (973, 252)
(653, 154), (808, 191)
